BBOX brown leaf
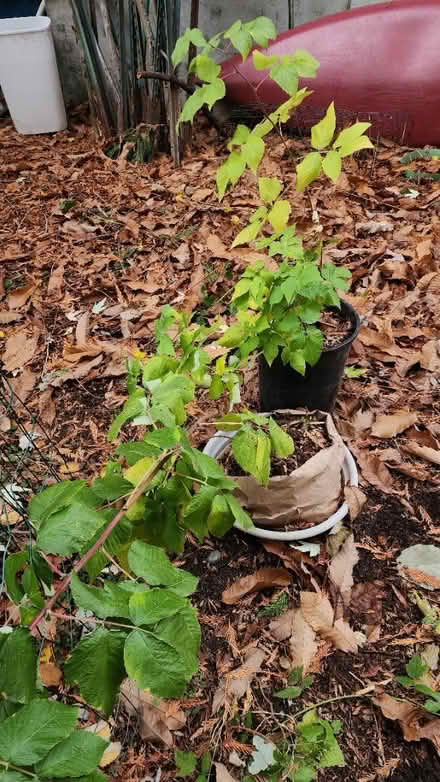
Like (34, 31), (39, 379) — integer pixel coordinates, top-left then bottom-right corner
(222, 568), (291, 605)
(357, 221), (394, 235)
(206, 233), (233, 260)
(38, 389), (56, 426)
(328, 534), (358, 612)
(49, 355), (102, 387)
(171, 242), (190, 267)
(60, 220), (97, 238)
(300, 591), (358, 652)
(344, 486), (367, 521)
(0, 311), (24, 324)
(75, 312), (90, 344)
(354, 449), (398, 495)
(212, 648), (266, 713)
(39, 662), (62, 687)
(10, 368), (36, 401)
(214, 763), (239, 782)
(47, 263), (65, 296)
(374, 693), (440, 754)
(401, 442), (440, 466)
(270, 608), (318, 675)
(371, 411), (418, 438)
(351, 582), (385, 626)
(126, 280), (162, 294)
(120, 679), (185, 746)
(2, 329), (39, 372)
(420, 340), (440, 372)
(8, 284), (36, 309)
(352, 408), (374, 433)
(183, 259), (204, 315)
(262, 541), (319, 576)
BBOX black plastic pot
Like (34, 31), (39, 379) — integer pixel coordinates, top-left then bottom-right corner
(259, 299), (361, 413)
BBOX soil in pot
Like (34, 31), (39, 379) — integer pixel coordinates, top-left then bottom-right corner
(222, 411), (343, 531)
(259, 299), (360, 413)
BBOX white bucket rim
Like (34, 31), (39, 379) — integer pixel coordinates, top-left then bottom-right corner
(0, 17), (51, 35)
(203, 430), (359, 541)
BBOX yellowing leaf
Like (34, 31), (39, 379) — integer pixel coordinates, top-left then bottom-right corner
(339, 136), (374, 157)
(99, 741), (121, 768)
(311, 102), (336, 150)
(252, 50), (278, 70)
(124, 456), (154, 486)
(296, 152), (322, 192)
(231, 219), (263, 248)
(267, 199), (291, 232)
(322, 150), (341, 183)
(258, 176), (281, 203)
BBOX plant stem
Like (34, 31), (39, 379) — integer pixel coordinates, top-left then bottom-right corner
(102, 548), (135, 580)
(293, 683), (380, 719)
(49, 610), (143, 635)
(0, 760), (37, 778)
(29, 448), (178, 633)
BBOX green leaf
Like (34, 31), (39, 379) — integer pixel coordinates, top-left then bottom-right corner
(247, 16), (277, 47)
(292, 49), (320, 77)
(218, 323), (246, 347)
(224, 21), (252, 61)
(288, 349), (307, 375)
(344, 366), (367, 378)
(258, 177), (281, 203)
(124, 629), (187, 697)
(155, 602), (201, 678)
(29, 481), (85, 529)
(424, 699), (440, 714)
(0, 699), (78, 765)
(231, 219), (262, 249)
(242, 135), (265, 174)
(201, 752), (211, 774)
(70, 574), (132, 619)
(207, 494), (234, 537)
(37, 502), (109, 556)
(274, 685), (302, 699)
(175, 749), (197, 778)
(128, 541), (198, 596)
(216, 150), (246, 200)
(35, 730), (107, 778)
(252, 50), (278, 70)
(338, 135), (374, 157)
(311, 102), (336, 150)
(202, 78), (226, 110)
(270, 59), (299, 96)
(189, 55), (220, 83)
(406, 655), (428, 680)
(333, 121), (371, 151)
(107, 391), (145, 441)
(0, 629), (36, 703)
(4, 552), (28, 604)
(225, 495), (254, 531)
(294, 765), (316, 782)
(64, 629), (126, 715)
(231, 427), (258, 479)
(209, 375), (224, 401)
(129, 589), (187, 626)
(268, 200), (291, 232)
(322, 150), (341, 183)
(268, 417), (294, 458)
(183, 486), (216, 540)
(255, 431), (271, 487)
(296, 152), (322, 192)
(0, 772), (38, 782)
(91, 476), (133, 502)
(321, 263), (351, 291)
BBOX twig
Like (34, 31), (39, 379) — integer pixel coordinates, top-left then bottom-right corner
(102, 548), (135, 581)
(29, 448), (177, 633)
(292, 681), (391, 719)
(137, 69), (195, 95)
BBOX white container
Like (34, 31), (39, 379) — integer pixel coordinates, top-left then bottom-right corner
(0, 17), (67, 134)
(203, 432), (359, 542)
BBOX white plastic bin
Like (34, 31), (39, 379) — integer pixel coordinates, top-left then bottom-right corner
(0, 17), (67, 134)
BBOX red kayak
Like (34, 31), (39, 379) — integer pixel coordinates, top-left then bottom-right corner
(220, 0), (440, 147)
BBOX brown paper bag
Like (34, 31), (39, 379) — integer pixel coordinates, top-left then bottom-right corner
(230, 410), (345, 529)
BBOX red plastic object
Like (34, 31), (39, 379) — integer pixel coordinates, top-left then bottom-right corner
(220, 0), (440, 146)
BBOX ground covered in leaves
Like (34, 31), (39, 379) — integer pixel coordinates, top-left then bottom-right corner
(1, 110), (440, 782)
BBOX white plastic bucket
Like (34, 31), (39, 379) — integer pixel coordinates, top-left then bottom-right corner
(203, 431), (359, 541)
(0, 17), (67, 134)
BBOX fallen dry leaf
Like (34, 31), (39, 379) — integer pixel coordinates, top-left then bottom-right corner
(2, 328), (39, 372)
(401, 442), (440, 466)
(222, 568), (291, 605)
(8, 283), (36, 309)
(374, 693), (440, 754)
(38, 389), (56, 427)
(270, 608), (318, 675)
(353, 449), (399, 495)
(371, 411), (418, 438)
(344, 486), (367, 521)
(39, 662), (62, 687)
(214, 763), (239, 782)
(183, 259), (204, 315)
(120, 679), (185, 746)
(99, 742), (122, 768)
(328, 533), (359, 614)
(300, 591), (358, 653)
(212, 648), (266, 714)
(10, 368), (36, 401)
(48, 355), (103, 387)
